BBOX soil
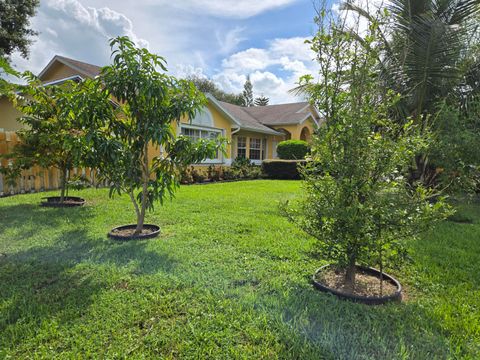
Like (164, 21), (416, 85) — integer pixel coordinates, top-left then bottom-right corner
(110, 227), (157, 237)
(315, 267), (398, 297)
(50, 199), (84, 205)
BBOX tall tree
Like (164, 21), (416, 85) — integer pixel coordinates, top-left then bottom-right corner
(242, 75), (254, 107)
(254, 95), (269, 106)
(286, 3), (450, 292)
(0, 0), (39, 59)
(90, 37), (225, 236)
(187, 75), (244, 105)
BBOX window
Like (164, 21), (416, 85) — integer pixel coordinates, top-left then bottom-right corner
(237, 137), (247, 159)
(249, 138), (264, 160)
(181, 126), (222, 161)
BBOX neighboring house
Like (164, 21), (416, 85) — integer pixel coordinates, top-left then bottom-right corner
(0, 55), (322, 165)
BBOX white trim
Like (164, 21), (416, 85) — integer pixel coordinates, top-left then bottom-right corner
(206, 94), (242, 127)
(296, 104), (311, 113)
(206, 93), (283, 136)
(251, 160), (263, 166)
(42, 75), (84, 86)
(299, 114), (318, 126)
(241, 126), (283, 136)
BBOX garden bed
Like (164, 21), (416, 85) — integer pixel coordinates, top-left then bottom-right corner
(312, 265), (402, 305)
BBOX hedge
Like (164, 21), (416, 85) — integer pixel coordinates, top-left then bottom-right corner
(276, 140), (310, 160)
(262, 160), (306, 180)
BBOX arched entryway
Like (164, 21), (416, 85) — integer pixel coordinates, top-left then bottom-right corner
(300, 127), (311, 142)
(277, 128), (292, 141)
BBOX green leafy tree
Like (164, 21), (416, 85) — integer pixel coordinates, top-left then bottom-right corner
(2, 75), (109, 202)
(187, 75), (244, 105)
(342, 0), (480, 187)
(0, 0), (39, 59)
(286, 5), (451, 291)
(254, 95), (269, 106)
(91, 37), (225, 235)
(242, 75), (254, 107)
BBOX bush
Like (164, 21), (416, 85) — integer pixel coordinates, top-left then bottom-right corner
(277, 140), (310, 160)
(262, 160), (306, 180)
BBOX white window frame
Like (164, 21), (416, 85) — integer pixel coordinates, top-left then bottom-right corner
(180, 124), (224, 164)
(237, 136), (247, 159)
(249, 137), (266, 164)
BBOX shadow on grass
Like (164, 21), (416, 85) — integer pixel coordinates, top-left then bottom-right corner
(259, 284), (452, 359)
(0, 219), (177, 351)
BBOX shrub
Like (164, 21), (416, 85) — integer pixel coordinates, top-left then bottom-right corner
(277, 140), (310, 160)
(262, 160), (306, 180)
(207, 165), (222, 182)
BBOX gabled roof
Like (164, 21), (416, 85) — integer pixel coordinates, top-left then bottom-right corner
(243, 102), (316, 126)
(215, 100), (284, 135)
(38, 55), (102, 80)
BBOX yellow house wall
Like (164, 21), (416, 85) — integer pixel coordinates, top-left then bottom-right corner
(173, 102), (234, 163)
(0, 97), (23, 131)
(0, 62), (88, 132)
(40, 62), (83, 82)
(271, 117), (316, 141)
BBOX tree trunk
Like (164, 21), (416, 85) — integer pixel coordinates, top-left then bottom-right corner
(345, 258), (356, 293)
(134, 143), (150, 235)
(59, 167), (68, 203)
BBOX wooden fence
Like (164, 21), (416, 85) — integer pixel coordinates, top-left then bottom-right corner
(0, 130), (103, 197)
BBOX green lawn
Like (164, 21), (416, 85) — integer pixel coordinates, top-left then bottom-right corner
(0, 180), (479, 359)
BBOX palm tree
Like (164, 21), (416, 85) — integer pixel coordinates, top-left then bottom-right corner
(343, 0), (480, 121)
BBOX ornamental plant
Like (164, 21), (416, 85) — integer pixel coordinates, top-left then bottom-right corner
(276, 140), (310, 160)
(89, 37), (225, 235)
(285, 6), (452, 291)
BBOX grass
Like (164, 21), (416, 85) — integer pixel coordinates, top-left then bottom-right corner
(0, 180), (479, 359)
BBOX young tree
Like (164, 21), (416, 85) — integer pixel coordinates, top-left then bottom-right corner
(0, 0), (39, 59)
(285, 5), (451, 292)
(2, 75), (108, 203)
(242, 75), (254, 107)
(254, 95), (269, 106)
(91, 37), (225, 236)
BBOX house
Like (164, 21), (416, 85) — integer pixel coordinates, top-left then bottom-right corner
(0, 55), (322, 165)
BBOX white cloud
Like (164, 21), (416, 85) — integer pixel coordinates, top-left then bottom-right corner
(213, 36), (316, 103)
(9, 0), (148, 75)
(164, 0), (299, 19)
(216, 27), (246, 55)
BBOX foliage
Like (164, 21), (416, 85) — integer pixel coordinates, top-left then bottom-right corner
(1, 75), (107, 202)
(288, 5), (451, 290)
(0, 183), (479, 359)
(276, 140), (310, 160)
(242, 75), (254, 107)
(0, 0), (39, 59)
(341, 0), (480, 187)
(429, 98), (480, 193)
(187, 75), (244, 105)
(262, 160), (305, 180)
(254, 95), (269, 106)
(178, 162), (263, 184)
(89, 36), (225, 234)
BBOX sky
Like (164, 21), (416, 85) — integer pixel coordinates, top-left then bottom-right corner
(7, 0), (332, 104)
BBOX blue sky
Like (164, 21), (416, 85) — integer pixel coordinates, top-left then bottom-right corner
(9, 0), (337, 103)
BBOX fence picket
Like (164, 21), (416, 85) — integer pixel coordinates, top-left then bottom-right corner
(0, 129), (105, 197)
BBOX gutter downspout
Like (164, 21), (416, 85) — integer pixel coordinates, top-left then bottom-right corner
(229, 127), (241, 165)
